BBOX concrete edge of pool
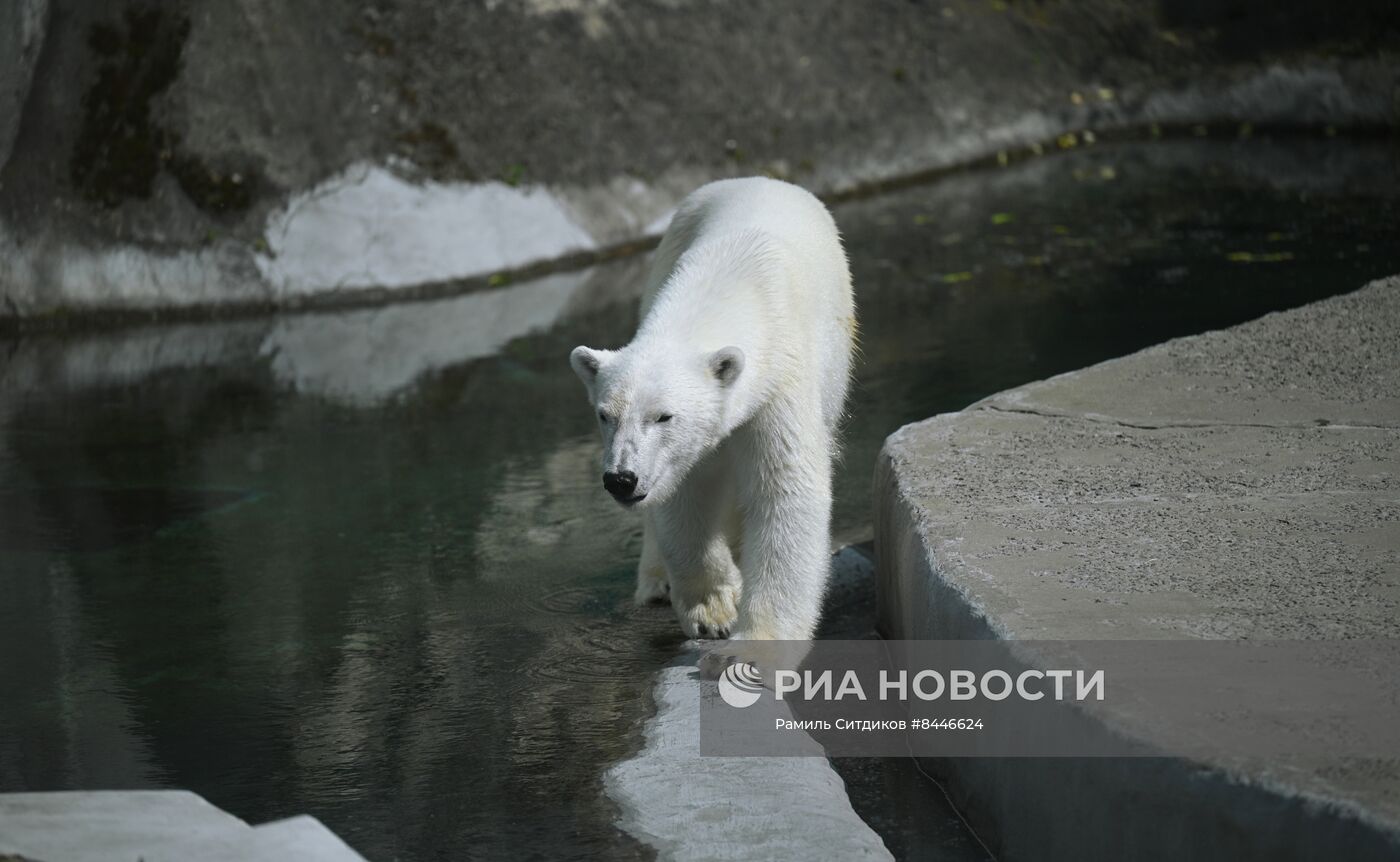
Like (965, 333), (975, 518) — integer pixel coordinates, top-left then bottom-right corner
(0, 791), (370, 861)
(604, 546), (895, 861)
(876, 274), (1400, 860)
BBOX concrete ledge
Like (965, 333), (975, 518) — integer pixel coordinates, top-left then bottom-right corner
(875, 277), (1400, 859)
(0, 791), (367, 862)
(606, 548), (893, 861)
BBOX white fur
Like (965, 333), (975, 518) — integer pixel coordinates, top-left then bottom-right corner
(571, 177), (855, 641)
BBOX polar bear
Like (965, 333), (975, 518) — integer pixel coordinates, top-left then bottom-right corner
(569, 177), (854, 641)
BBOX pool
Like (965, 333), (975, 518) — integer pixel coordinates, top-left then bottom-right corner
(2, 136), (1397, 860)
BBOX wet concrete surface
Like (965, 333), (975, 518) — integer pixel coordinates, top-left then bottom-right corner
(2, 139), (1399, 859)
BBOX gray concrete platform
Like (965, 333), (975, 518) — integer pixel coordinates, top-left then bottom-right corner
(0, 791), (368, 862)
(875, 276), (1400, 860)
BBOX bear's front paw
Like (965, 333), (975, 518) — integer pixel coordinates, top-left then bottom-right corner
(674, 584), (739, 640)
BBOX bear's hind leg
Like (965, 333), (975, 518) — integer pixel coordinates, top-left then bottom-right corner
(634, 514), (670, 605)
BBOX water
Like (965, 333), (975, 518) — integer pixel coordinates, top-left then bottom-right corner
(2, 138), (1397, 860)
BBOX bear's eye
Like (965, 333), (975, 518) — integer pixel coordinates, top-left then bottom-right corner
(598, 411), (610, 423)
(655, 413), (673, 424)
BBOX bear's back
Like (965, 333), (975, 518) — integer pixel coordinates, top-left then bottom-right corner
(642, 178), (849, 318)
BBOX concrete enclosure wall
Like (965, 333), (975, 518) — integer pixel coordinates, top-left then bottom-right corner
(2, 0), (1399, 320)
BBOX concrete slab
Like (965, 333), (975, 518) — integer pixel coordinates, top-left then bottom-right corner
(0, 791), (249, 861)
(0, 791), (367, 862)
(216, 816), (369, 862)
(605, 549), (894, 862)
(605, 659), (892, 862)
(875, 276), (1400, 859)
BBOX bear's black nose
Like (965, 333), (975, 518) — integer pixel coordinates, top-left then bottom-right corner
(603, 470), (638, 498)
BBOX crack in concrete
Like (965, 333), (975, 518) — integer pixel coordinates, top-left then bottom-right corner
(978, 403), (1400, 433)
(964, 488), (1400, 517)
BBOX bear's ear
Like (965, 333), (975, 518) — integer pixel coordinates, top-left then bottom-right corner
(708, 346), (745, 388)
(570, 346), (607, 385)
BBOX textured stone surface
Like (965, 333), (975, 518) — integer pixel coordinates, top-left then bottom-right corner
(0, 0), (48, 173)
(876, 276), (1400, 860)
(880, 276), (1400, 642)
(4, 0), (1400, 317)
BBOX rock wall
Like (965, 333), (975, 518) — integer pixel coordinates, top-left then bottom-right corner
(0, 0), (48, 172)
(2, 0), (1398, 320)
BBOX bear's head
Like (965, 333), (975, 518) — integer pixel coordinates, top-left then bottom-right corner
(569, 342), (744, 508)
